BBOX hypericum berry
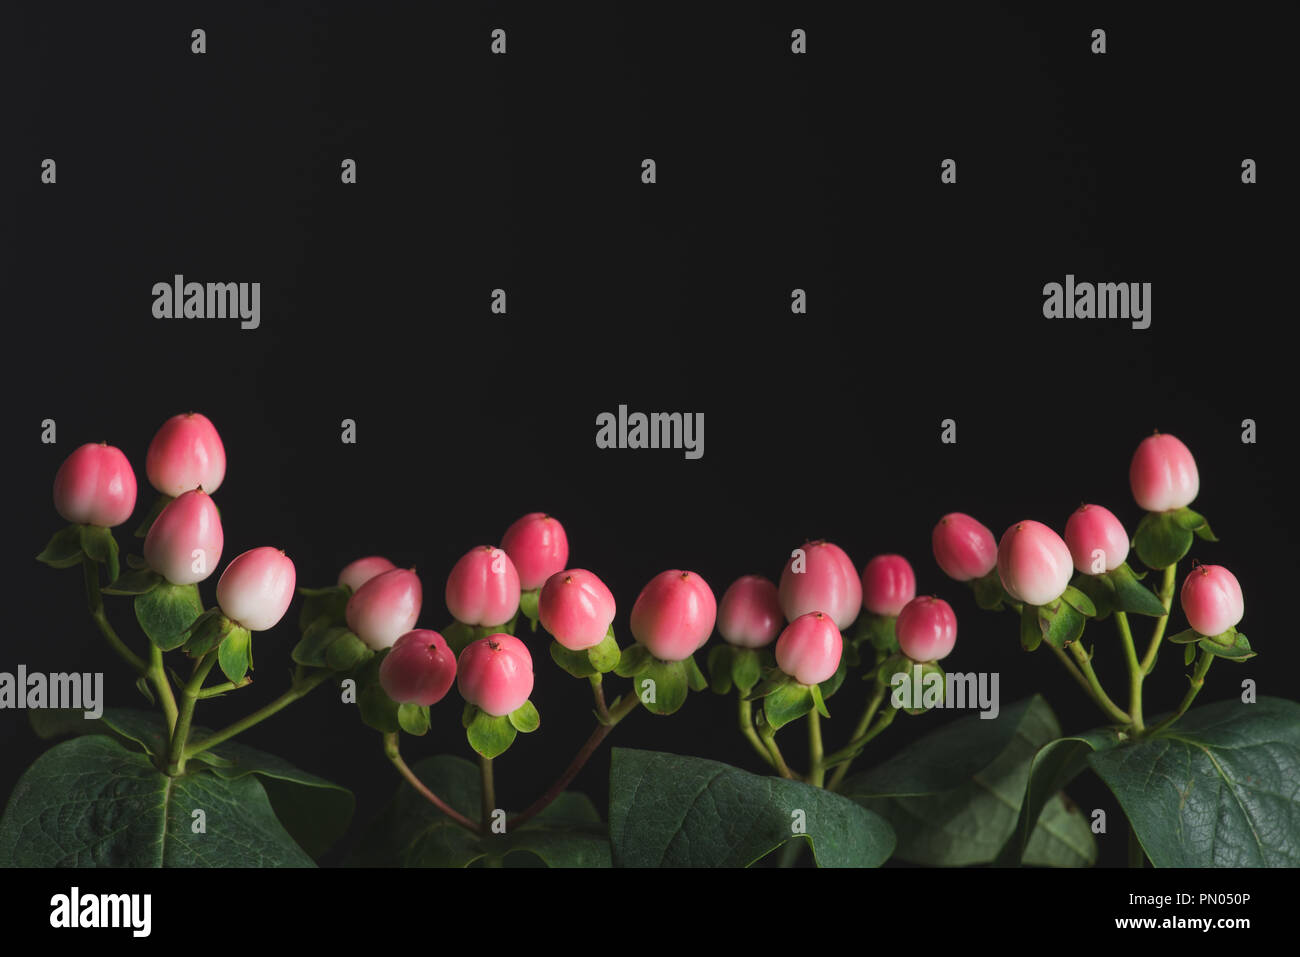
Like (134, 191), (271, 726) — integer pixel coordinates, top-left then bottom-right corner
(380, 629), (457, 706)
(143, 488), (223, 584)
(538, 569), (616, 651)
(457, 634), (534, 717)
(774, 612), (843, 685)
(629, 570), (717, 661)
(1129, 432), (1199, 512)
(346, 567), (423, 650)
(53, 442), (138, 528)
(445, 545), (521, 627)
(337, 555), (397, 592)
(1180, 565), (1244, 637)
(1064, 504), (1129, 574)
(216, 547), (296, 632)
(997, 521), (1073, 606)
(501, 513), (570, 591)
(896, 596), (958, 662)
(932, 513), (998, 582)
(145, 412), (226, 497)
(861, 554), (917, 617)
(778, 541), (862, 630)
(717, 575), (783, 649)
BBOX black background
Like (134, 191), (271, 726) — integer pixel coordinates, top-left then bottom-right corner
(2, 0), (1295, 886)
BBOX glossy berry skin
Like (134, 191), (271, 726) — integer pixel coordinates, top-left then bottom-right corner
(457, 634), (534, 717)
(143, 489), (223, 585)
(53, 442), (138, 528)
(717, 575), (783, 648)
(445, 546), (521, 627)
(932, 513), (998, 582)
(539, 569), (616, 651)
(216, 547), (296, 632)
(337, 555), (397, 592)
(896, 596), (958, 662)
(1130, 433), (1199, 512)
(1181, 565), (1244, 637)
(775, 612), (843, 685)
(501, 513), (570, 591)
(778, 541), (862, 630)
(1064, 504), (1129, 574)
(346, 567), (423, 650)
(145, 412), (226, 497)
(861, 554), (917, 617)
(629, 570), (717, 661)
(997, 521), (1074, 607)
(380, 630), (457, 706)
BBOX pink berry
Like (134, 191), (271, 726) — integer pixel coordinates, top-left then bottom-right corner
(337, 555), (397, 592)
(774, 612), (843, 685)
(861, 554), (917, 617)
(143, 488), (223, 585)
(538, 568), (616, 651)
(1129, 433), (1199, 512)
(1064, 504), (1130, 574)
(501, 513), (570, 591)
(445, 545), (521, 627)
(717, 575), (783, 648)
(216, 547), (296, 632)
(778, 541), (863, 630)
(52, 442), (138, 528)
(145, 412), (226, 497)
(932, 513), (998, 582)
(1180, 565), (1244, 637)
(380, 630), (457, 706)
(896, 596), (958, 662)
(629, 570), (717, 661)
(346, 567), (423, 650)
(457, 634), (534, 717)
(997, 521), (1073, 606)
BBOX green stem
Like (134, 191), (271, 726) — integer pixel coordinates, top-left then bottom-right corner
(759, 721), (798, 780)
(184, 668), (333, 760)
(1115, 612), (1144, 732)
(589, 674), (611, 723)
(1068, 642), (1131, 725)
(826, 682), (886, 791)
(167, 652), (218, 774)
(1140, 564), (1178, 674)
(147, 645), (180, 735)
(1047, 640), (1102, 705)
(383, 733), (480, 833)
(807, 709), (825, 788)
(197, 675), (253, 698)
(480, 755), (496, 832)
(1146, 651), (1214, 737)
(508, 688), (640, 831)
(738, 697), (776, 770)
(823, 708), (897, 779)
(82, 556), (147, 673)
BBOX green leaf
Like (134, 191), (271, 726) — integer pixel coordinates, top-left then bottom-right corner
(549, 639), (598, 678)
(398, 702), (431, 736)
(1133, 510), (1194, 570)
(731, 647), (763, 694)
(292, 618), (349, 667)
(970, 570), (1010, 612)
(36, 525), (85, 568)
(359, 681), (401, 734)
(134, 582), (205, 651)
(508, 699), (540, 733)
(1037, 597), (1087, 649)
(613, 642), (652, 678)
(1069, 571), (1115, 621)
(1020, 602), (1043, 651)
(745, 668), (795, 700)
(1170, 505), (1218, 541)
(101, 566), (162, 596)
(1060, 584), (1097, 618)
(518, 587), (540, 625)
(296, 584), (349, 632)
(217, 625), (253, 683)
(810, 682), (830, 719)
(842, 696), (1098, 867)
(707, 644), (734, 695)
(133, 493), (172, 538)
(441, 621), (477, 657)
(995, 725), (1123, 865)
(1106, 562), (1169, 617)
(585, 627), (621, 674)
(1197, 630), (1255, 661)
(467, 710), (518, 758)
(1165, 627), (1200, 644)
(608, 747), (895, 867)
(351, 755), (610, 867)
(853, 612), (900, 653)
(325, 631), (373, 671)
(78, 525), (120, 582)
(763, 682), (815, 730)
(682, 653), (708, 692)
(1087, 697), (1300, 866)
(182, 608), (231, 657)
(635, 657), (690, 716)
(1185, 643), (1197, 666)
(0, 736), (316, 866)
(818, 651), (848, 700)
